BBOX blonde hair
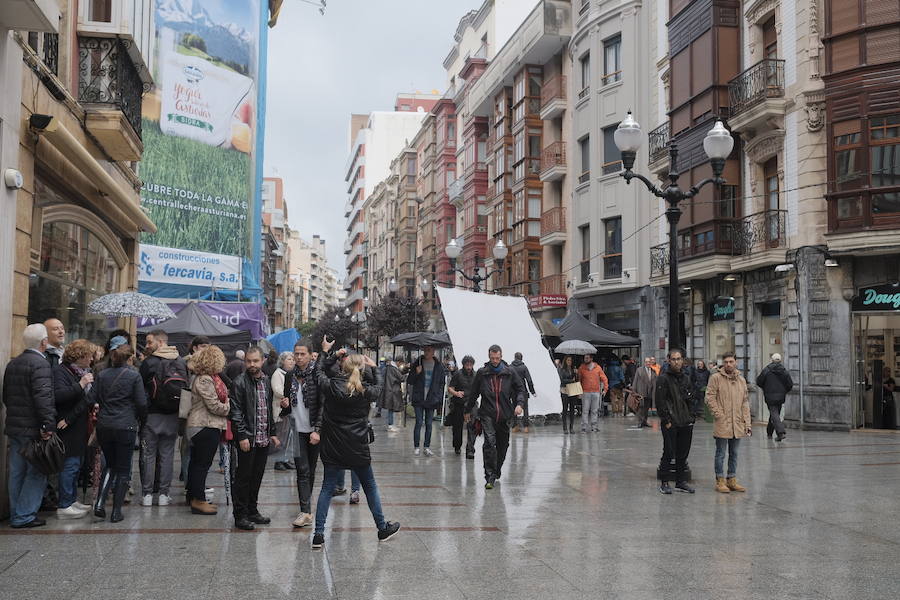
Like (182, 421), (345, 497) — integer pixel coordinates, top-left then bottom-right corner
(342, 354), (366, 396)
(193, 345), (226, 376)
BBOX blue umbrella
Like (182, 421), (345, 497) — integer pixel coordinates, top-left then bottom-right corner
(265, 328), (300, 353)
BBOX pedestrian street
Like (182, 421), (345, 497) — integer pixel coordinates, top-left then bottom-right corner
(3, 417), (899, 600)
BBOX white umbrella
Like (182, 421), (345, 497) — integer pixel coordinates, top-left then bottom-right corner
(554, 339), (598, 355)
(87, 292), (176, 320)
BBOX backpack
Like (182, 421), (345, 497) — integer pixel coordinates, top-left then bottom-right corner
(151, 358), (187, 414)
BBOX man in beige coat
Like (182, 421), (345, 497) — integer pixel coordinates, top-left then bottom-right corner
(704, 351), (751, 493)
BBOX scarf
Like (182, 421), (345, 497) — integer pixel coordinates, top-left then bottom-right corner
(212, 374), (233, 441)
(67, 363), (92, 394)
(291, 361), (317, 408)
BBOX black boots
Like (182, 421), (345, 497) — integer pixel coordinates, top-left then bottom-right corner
(93, 470), (114, 519)
(110, 477), (130, 523)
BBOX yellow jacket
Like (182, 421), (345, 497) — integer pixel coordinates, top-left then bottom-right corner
(705, 370), (751, 439)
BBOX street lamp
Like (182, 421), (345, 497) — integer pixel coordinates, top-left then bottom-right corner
(775, 245), (839, 429)
(445, 238), (508, 293)
(388, 278), (399, 295)
(615, 112), (734, 350)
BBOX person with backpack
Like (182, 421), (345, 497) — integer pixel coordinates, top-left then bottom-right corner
(756, 353), (793, 441)
(138, 329), (188, 508)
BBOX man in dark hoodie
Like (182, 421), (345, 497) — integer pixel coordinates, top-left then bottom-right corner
(448, 355), (477, 457)
(756, 353), (793, 441)
(138, 329), (188, 507)
(655, 347), (702, 495)
(509, 352), (536, 433)
(464, 345), (526, 489)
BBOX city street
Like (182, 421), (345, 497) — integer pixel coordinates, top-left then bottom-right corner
(2, 418), (899, 600)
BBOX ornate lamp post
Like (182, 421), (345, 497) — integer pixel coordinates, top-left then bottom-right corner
(445, 238), (509, 293)
(614, 112), (734, 350)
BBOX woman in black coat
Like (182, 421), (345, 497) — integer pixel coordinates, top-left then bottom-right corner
(310, 338), (399, 549)
(52, 339), (97, 519)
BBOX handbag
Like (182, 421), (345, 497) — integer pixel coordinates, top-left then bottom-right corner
(19, 432), (66, 475)
(178, 388), (193, 420)
(565, 382), (583, 397)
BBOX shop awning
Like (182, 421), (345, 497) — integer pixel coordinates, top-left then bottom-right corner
(533, 318), (561, 338)
(558, 310), (640, 347)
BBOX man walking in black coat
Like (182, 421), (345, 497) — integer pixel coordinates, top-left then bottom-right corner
(655, 348), (701, 495)
(448, 355), (477, 457)
(3, 324), (56, 528)
(229, 346), (280, 530)
(509, 352), (536, 433)
(465, 345), (525, 489)
(756, 353), (793, 441)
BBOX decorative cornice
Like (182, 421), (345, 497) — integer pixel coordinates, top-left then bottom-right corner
(744, 129), (785, 163)
(744, 0), (778, 24)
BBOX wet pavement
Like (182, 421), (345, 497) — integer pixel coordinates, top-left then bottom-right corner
(3, 415), (900, 599)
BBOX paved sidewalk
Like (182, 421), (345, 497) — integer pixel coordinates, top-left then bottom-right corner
(3, 416), (900, 599)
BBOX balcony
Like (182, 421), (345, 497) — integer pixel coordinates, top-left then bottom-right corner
(727, 59), (787, 135)
(448, 178), (464, 208)
(540, 207), (567, 246)
(540, 141), (566, 182)
(648, 122), (670, 177)
(78, 36), (150, 161)
(731, 209), (790, 271)
(540, 75), (566, 120)
(540, 273), (566, 295)
(1, 0), (59, 31)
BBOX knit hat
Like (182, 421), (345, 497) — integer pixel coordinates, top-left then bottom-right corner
(771, 353), (782, 362)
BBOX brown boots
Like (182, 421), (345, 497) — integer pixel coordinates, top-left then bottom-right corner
(715, 477), (747, 493)
(190, 499), (218, 515)
(726, 477), (746, 492)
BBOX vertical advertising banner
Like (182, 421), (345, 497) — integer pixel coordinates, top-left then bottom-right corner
(139, 0), (262, 297)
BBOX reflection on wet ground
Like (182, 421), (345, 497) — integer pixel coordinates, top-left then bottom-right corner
(4, 417), (900, 599)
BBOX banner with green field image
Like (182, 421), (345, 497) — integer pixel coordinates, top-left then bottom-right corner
(139, 0), (261, 293)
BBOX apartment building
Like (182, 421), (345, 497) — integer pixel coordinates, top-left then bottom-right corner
(343, 93), (439, 313)
(262, 177), (290, 331)
(289, 231), (339, 323)
(2, 0), (156, 515)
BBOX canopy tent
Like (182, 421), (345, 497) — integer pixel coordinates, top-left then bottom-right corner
(558, 310), (640, 347)
(265, 328), (300, 354)
(137, 302), (251, 356)
(533, 318), (561, 338)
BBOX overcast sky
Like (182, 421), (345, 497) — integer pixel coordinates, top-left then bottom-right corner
(263, 0), (483, 276)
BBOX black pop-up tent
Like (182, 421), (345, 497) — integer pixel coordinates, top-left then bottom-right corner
(137, 302), (252, 356)
(558, 310), (640, 347)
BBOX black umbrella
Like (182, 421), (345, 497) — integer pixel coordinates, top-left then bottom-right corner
(388, 331), (452, 349)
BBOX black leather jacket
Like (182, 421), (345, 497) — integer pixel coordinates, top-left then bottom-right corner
(655, 369), (701, 428)
(317, 355), (383, 468)
(228, 371), (276, 444)
(465, 361), (526, 423)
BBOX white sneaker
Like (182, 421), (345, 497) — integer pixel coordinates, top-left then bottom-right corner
(387, 425), (399, 432)
(157, 494), (171, 506)
(57, 505), (88, 519)
(140, 494), (153, 507)
(72, 501), (91, 511)
(413, 448), (421, 456)
(423, 448), (435, 457)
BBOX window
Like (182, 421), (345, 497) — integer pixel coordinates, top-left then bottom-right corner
(447, 122), (456, 144)
(579, 136), (590, 183)
(717, 185), (738, 218)
(762, 16), (777, 60)
(871, 114), (900, 189)
(834, 120), (863, 191)
(89, 0), (112, 22)
(764, 157), (779, 211)
(579, 53), (590, 98)
(580, 224), (591, 282)
(603, 217), (622, 279)
(603, 35), (621, 85)
(602, 126), (622, 174)
(407, 157), (416, 176)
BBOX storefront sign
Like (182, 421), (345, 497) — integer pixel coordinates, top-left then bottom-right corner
(709, 297), (735, 321)
(527, 294), (568, 308)
(852, 284), (900, 312)
(139, 244), (241, 290)
(139, 0), (264, 296)
(137, 301), (266, 339)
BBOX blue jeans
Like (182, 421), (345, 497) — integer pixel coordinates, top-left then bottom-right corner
(385, 410), (394, 426)
(315, 464), (386, 535)
(8, 436), (48, 526)
(414, 406), (434, 448)
(714, 437), (740, 478)
(337, 469), (360, 492)
(58, 455), (83, 509)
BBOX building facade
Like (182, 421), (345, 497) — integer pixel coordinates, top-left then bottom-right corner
(262, 177), (290, 332)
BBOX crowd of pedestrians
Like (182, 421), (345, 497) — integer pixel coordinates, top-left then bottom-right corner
(4, 315), (800, 536)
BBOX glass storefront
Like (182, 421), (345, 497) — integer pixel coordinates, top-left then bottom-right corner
(707, 297), (736, 363)
(28, 220), (120, 342)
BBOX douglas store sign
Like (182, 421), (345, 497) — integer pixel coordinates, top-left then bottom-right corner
(852, 284), (900, 312)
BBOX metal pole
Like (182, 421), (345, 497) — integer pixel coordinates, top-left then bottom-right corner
(794, 256), (805, 429)
(667, 205), (682, 351)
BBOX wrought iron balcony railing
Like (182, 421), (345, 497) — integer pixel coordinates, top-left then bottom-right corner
(728, 58), (785, 117)
(648, 121), (669, 164)
(77, 36), (148, 138)
(731, 209), (788, 255)
(650, 244), (669, 278)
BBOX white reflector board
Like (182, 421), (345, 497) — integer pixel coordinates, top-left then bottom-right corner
(436, 285), (560, 415)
